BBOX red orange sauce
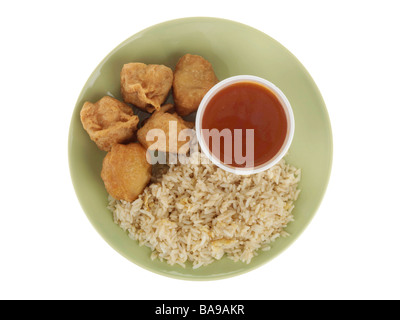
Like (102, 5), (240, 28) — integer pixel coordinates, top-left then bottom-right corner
(201, 82), (287, 168)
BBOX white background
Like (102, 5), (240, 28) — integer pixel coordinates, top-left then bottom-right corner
(1, 0), (399, 300)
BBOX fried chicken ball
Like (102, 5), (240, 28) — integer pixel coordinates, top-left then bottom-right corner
(137, 104), (194, 154)
(101, 143), (152, 202)
(80, 96), (139, 152)
(121, 63), (173, 113)
(173, 54), (218, 116)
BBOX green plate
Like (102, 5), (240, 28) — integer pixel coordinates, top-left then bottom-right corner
(68, 17), (332, 280)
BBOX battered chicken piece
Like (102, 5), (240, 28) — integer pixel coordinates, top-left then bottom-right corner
(80, 96), (139, 152)
(137, 104), (194, 154)
(101, 143), (152, 202)
(171, 113), (195, 129)
(121, 63), (173, 113)
(173, 54), (218, 116)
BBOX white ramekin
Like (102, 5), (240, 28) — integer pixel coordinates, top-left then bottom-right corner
(195, 75), (295, 175)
